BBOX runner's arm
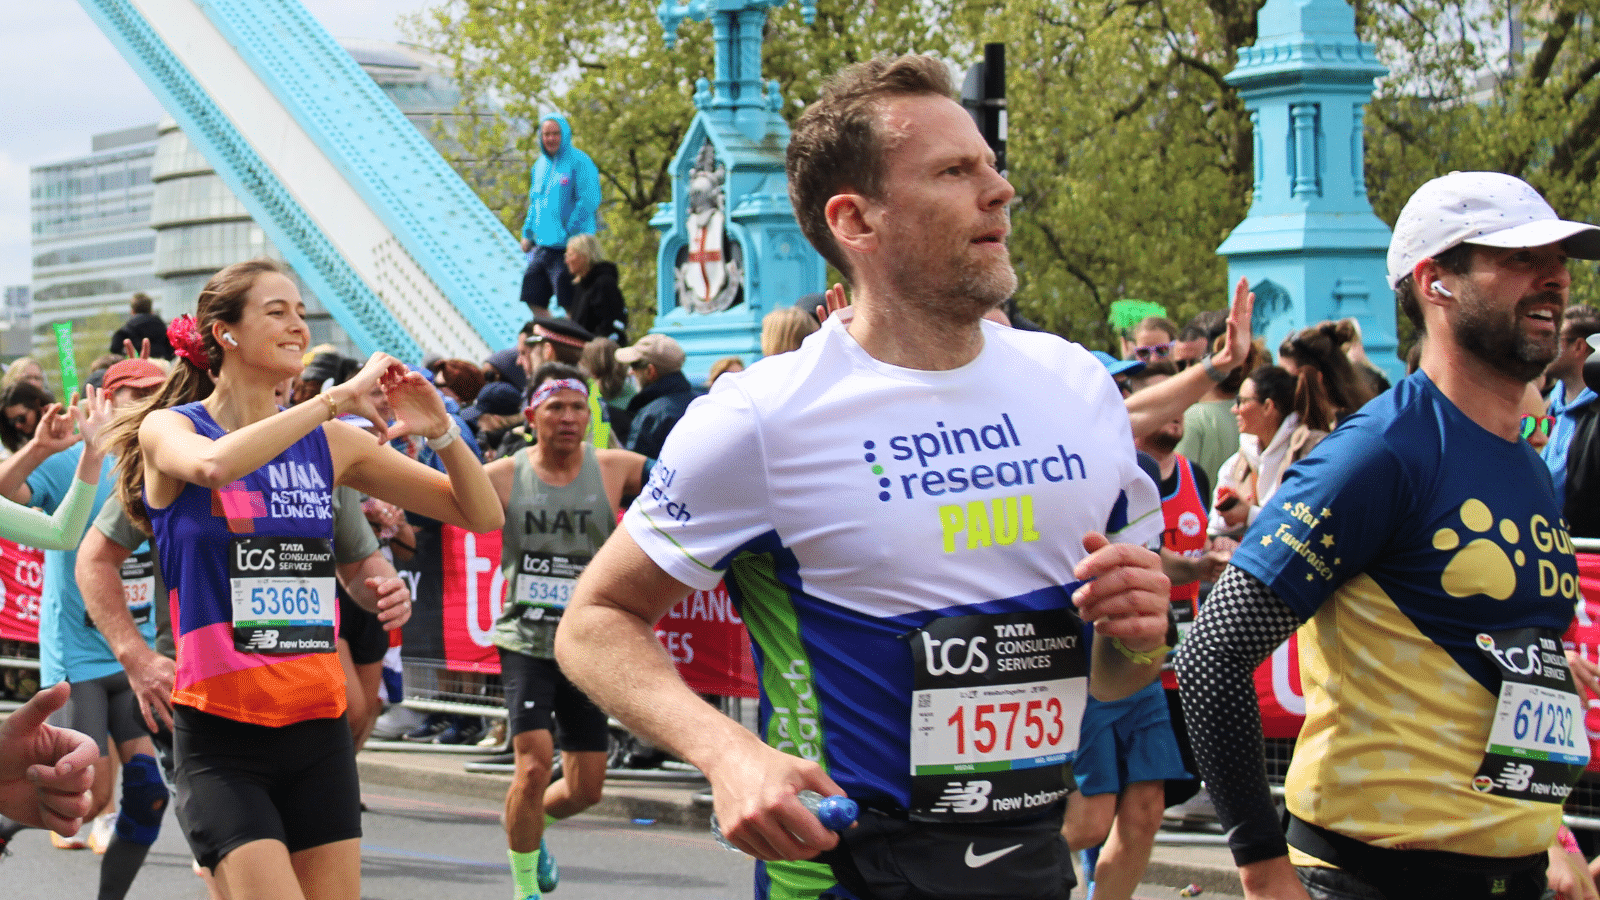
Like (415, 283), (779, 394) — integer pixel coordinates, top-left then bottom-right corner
(1076, 532), (1172, 701)
(596, 448), (648, 511)
(0, 478), (94, 551)
(0, 392), (109, 549)
(140, 354), (401, 496)
(1174, 564), (1306, 896)
(1125, 278), (1253, 438)
(336, 551), (412, 630)
(557, 528), (844, 862)
(77, 526), (173, 732)
(333, 422), (502, 534)
(0, 403), (81, 505)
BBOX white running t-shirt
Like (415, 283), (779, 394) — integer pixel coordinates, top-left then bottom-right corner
(625, 314), (1162, 817)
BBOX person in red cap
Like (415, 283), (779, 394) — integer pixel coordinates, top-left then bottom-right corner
(101, 359), (167, 406)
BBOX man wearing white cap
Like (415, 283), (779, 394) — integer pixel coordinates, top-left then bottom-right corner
(1176, 171), (1600, 900)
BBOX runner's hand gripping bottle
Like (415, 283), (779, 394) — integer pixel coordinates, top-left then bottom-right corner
(711, 791), (859, 852)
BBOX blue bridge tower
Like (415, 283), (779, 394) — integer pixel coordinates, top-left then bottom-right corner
(1217, 0), (1401, 382)
(650, 0), (827, 378)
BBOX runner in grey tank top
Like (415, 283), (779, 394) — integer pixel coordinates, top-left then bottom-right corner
(482, 363), (647, 900)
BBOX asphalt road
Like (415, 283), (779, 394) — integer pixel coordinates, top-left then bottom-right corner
(0, 780), (1241, 899)
(0, 782), (754, 899)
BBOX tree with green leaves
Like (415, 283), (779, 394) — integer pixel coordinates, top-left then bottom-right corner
(406, 0), (970, 336)
(411, 0), (1600, 361)
(990, 0), (1259, 347)
(1361, 0), (1600, 305)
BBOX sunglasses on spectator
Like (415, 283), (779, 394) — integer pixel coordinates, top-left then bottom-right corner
(1521, 415), (1555, 440)
(1134, 342), (1174, 361)
(6, 413), (30, 428)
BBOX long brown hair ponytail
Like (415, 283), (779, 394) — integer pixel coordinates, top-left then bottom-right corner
(105, 259), (284, 533)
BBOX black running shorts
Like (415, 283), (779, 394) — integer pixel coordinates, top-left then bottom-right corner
(497, 648), (608, 751)
(173, 706), (361, 869)
(338, 591), (389, 666)
(47, 671), (148, 756)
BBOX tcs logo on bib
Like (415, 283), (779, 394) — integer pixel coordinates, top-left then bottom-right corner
(919, 632), (990, 676)
(234, 545), (277, 571)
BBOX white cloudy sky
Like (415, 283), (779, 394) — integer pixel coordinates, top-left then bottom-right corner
(0, 0), (435, 289)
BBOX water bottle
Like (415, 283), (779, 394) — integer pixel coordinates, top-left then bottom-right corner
(710, 790), (859, 852)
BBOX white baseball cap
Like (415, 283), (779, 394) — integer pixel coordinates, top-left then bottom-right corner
(1386, 171), (1600, 288)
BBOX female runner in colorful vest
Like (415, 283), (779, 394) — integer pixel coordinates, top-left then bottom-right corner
(104, 259), (502, 900)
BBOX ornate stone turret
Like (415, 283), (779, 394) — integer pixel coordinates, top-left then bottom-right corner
(649, 0), (825, 377)
(1217, 0), (1400, 381)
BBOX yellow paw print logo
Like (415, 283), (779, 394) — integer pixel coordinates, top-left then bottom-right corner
(1432, 499), (1522, 600)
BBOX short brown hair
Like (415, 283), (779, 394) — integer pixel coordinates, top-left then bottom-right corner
(787, 54), (955, 279)
(1133, 316), (1178, 342)
(1396, 242), (1474, 334)
(1563, 304), (1600, 342)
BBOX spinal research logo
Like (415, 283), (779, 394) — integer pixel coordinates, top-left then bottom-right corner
(932, 780), (992, 814)
(245, 630), (280, 651)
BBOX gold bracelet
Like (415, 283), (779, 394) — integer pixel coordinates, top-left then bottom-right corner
(319, 392), (339, 421)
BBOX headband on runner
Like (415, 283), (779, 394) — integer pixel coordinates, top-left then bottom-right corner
(528, 378), (588, 410)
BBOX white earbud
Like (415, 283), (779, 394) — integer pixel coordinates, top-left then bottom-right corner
(222, 332), (238, 346)
(1431, 280), (1453, 298)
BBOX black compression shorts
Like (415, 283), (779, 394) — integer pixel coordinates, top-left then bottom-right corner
(497, 648), (608, 751)
(338, 591), (389, 666)
(47, 671), (148, 756)
(173, 706), (361, 870)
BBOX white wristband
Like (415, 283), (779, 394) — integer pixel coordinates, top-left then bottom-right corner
(426, 419), (460, 452)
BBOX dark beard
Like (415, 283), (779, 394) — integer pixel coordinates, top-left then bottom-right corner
(1450, 288), (1563, 382)
(1143, 429), (1182, 453)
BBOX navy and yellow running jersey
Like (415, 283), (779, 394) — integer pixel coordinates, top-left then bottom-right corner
(1231, 371), (1580, 859)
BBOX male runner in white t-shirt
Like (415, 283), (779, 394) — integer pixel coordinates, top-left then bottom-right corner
(558, 55), (1240, 900)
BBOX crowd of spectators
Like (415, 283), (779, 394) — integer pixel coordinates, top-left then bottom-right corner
(7, 162), (1600, 898)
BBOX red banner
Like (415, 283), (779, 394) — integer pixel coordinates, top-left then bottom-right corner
(437, 525), (758, 697)
(655, 584), (758, 699)
(1563, 551), (1600, 773)
(439, 525), (506, 674)
(1254, 632), (1306, 740)
(0, 538), (45, 644)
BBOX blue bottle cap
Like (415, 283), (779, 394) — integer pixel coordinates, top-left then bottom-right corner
(815, 796), (859, 831)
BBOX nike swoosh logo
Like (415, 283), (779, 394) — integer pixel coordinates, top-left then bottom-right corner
(964, 842), (1023, 868)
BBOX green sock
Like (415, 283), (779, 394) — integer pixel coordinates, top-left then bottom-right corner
(509, 847), (541, 900)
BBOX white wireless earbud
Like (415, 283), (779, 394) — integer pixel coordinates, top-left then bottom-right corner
(1431, 280), (1454, 298)
(222, 332), (238, 346)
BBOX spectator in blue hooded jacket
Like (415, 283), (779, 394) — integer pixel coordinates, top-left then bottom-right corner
(519, 114), (603, 317)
